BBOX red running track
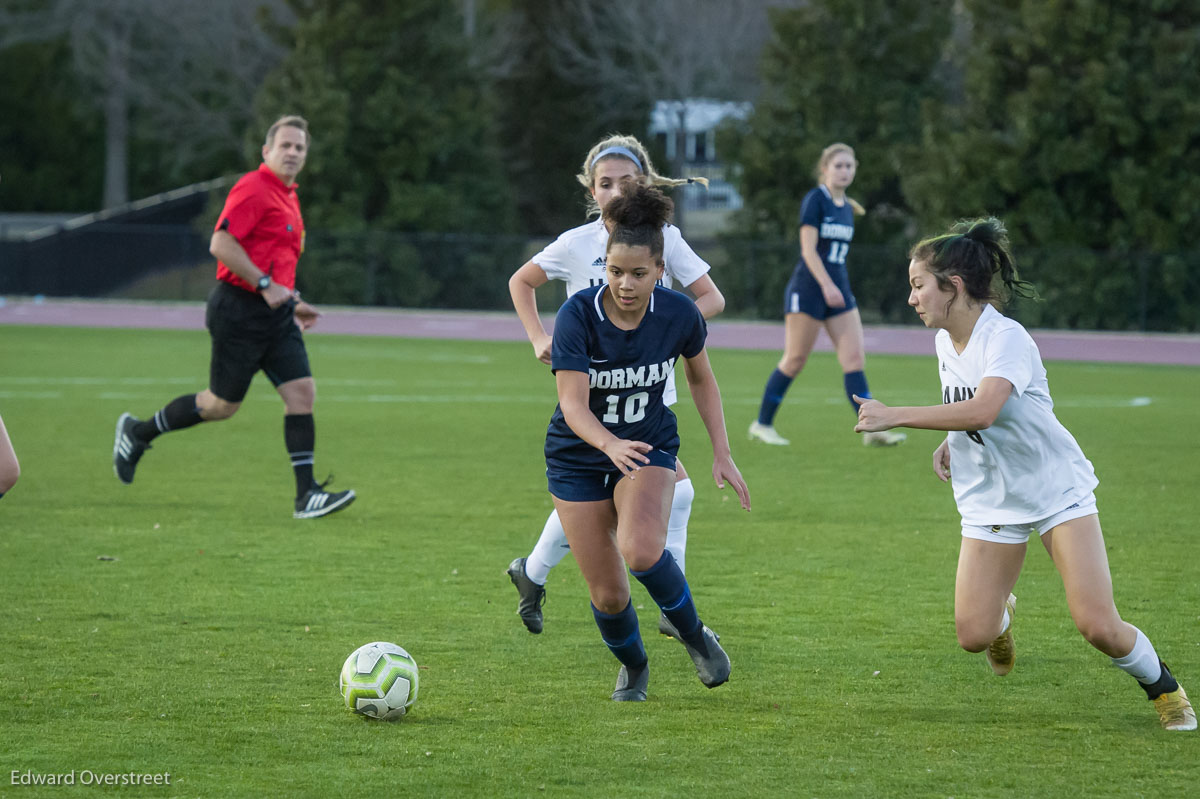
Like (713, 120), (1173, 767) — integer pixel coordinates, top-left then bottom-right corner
(1, 297), (1197, 366)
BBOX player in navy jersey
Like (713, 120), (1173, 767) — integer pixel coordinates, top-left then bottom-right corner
(546, 183), (750, 701)
(506, 134), (725, 640)
(749, 143), (905, 447)
(853, 217), (1194, 731)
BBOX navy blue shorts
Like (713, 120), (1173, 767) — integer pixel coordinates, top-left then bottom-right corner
(783, 263), (857, 320)
(547, 447), (677, 502)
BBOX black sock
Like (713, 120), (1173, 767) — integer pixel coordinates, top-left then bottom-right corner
(134, 394), (203, 442)
(1140, 660), (1180, 700)
(285, 413), (316, 499)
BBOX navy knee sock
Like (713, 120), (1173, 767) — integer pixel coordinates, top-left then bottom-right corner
(592, 600), (647, 668)
(757, 368), (794, 426)
(843, 370), (870, 413)
(285, 413), (316, 499)
(134, 394), (203, 442)
(631, 551), (702, 642)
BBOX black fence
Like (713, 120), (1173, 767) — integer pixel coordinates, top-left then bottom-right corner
(2, 224), (1198, 333)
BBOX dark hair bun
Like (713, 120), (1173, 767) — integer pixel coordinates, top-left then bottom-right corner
(603, 182), (673, 231)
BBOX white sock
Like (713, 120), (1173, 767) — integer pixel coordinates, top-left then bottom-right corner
(999, 608), (1011, 636)
(525, 509), (571, 585)
(1111, 627), (1163, 684)
(665, 478), (694, 575)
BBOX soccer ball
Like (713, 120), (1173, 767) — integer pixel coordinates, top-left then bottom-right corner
(339, 641), (419, 720)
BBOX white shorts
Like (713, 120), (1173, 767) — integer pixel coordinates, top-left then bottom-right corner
(961, 494), (1098, 545)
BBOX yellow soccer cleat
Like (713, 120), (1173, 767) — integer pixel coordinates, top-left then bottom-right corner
(986, 594), (1017, 676)
(1153, 684), (1197, 731)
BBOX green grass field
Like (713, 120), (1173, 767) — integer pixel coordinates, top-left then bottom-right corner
(1, 324), (1197, 798)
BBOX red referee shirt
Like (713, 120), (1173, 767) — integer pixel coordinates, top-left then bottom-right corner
(214, 163), (304, 292)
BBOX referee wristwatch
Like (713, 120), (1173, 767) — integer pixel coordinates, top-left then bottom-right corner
(256, 274), (272, 293)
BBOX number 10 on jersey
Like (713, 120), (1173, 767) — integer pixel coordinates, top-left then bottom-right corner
(603, 391), (649, 424)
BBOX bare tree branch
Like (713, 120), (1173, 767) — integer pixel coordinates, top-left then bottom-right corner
(0, 0), (292, 207)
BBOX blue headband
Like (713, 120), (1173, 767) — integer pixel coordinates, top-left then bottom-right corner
(591, 146), (643, 170)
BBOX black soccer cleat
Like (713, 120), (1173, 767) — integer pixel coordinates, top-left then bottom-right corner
(658, 612), (721, 643)
(506, 557), (547, 634)
(612, 662), (649, 702)
(294, 484), (356, 519)
(681, 625), (731, 688)
(113, 412), (150, 485)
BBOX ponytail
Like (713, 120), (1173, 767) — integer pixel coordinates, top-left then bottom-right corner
(579, 134), (708, 218)
(911, 217), (1036, 307)
(603, 183), (673, 260)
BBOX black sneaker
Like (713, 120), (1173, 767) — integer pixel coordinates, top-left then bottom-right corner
(506, 557), (547, 634)
(113, 412), (150, 485)
(681, 625), (730, 688)
(612, 662), (649, 702)
(294, 481), (356, 519)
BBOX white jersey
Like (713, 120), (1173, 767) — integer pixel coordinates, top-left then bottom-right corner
(938, 304), (1098, 525)
(532, 218), (711, 405)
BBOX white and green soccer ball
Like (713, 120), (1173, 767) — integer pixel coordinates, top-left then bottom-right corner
(339, 641), (419, 721)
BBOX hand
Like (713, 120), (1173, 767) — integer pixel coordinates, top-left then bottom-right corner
(294, 299), (321, 331)
(532, 333), (552, 365)
(932, 438), (951, 482)
(852, 394), (895, 433)
(712, 454), (751, 511)
(601, 438), (652, 477)
(262, 281), (293, 309)
(821, 283), (846, 309)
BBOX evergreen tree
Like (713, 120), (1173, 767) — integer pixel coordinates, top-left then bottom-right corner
(908, 0), (1200, 329)
(723, 0), (952, 241)
(492, 0), (650, 236)
(253, 0), (514, 234)
(250, 0), (519, 306)
(717, 0), (952, 319)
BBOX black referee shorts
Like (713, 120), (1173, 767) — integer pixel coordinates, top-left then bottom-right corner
(205, 281), (312, 403)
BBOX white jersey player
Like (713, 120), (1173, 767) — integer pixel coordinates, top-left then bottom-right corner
(853, 216), (1194, 732)
(506, 135), (726, 639)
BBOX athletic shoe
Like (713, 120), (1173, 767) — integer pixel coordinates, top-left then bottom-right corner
(863, 430), (907, 447)
(748, 421), (789, 446)
(612, 662), (649, 702)
(112, 412), (150, 485)
(658, 613), (720, 643)
(681, 625), (730, 688)
(506, 557), (546, 634)
(293, 483), (356, 519)
(986, 593), (1017, 676)
(1153, 683), (1197, 731)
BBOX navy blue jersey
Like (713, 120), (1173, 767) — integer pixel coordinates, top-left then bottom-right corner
(546, 285), (707, 471)
(797, 184), (855, 275)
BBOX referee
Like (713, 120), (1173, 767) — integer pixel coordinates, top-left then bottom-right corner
(112, 115), (355, 519)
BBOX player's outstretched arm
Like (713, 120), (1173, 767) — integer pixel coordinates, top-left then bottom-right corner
(509, 260), (553, 364)
(555, 370), (651, 477)
(682, 349), (750, 511)
(853, 377), (1013, 433)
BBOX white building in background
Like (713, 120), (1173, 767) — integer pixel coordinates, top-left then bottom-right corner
(649, 99), (752, 225)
